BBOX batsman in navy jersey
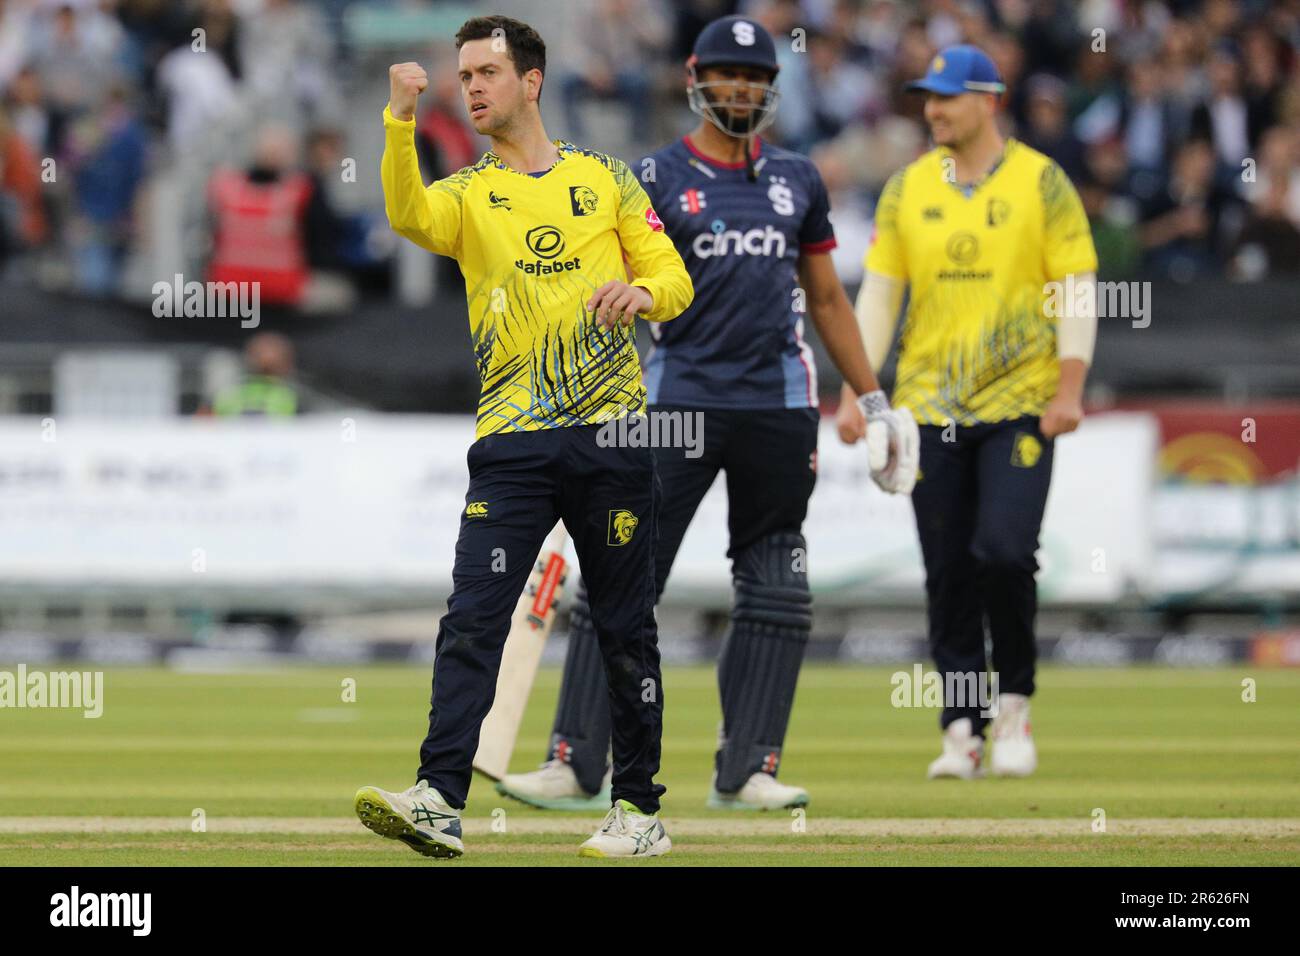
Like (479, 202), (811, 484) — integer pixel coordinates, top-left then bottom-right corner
(641, 136), (836, 411)
(497, 15), (918, 812)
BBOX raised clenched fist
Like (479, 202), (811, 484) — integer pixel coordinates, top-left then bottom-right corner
(388, 62), (428, 121)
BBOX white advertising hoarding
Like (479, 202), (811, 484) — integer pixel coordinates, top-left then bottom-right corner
(0, 413), (1159, 607)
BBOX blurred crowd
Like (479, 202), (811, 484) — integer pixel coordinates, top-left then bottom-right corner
(0, 0), (362, 305)
(1, 0), (1299, 308)
(636, 0), (1300, 283)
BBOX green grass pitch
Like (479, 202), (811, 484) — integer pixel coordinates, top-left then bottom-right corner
(1, 664), (1297, 866)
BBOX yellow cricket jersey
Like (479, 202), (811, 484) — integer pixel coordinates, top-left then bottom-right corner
(381, 105), (693, 437)
(865, 138), (1098, 425)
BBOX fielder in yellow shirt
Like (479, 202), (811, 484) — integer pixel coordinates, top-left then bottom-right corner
(839, 45), (1099, 781)
(380, 52), (691, 438)
(355, 15), (693, 861)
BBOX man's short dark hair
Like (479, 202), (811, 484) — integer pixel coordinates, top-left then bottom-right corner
(455, 16), (547, 100)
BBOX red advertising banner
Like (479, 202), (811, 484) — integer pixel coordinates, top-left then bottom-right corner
(1110, 401), (1300, 483)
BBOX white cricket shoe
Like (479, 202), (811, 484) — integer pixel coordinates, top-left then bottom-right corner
(496, 759), (611, 810)
(707, 772), (810, 810)
(578, 800), (671, 858)
(926, 717), (985, 779)
(990, 693), (1037, 777)
(354, 780), (464, 858)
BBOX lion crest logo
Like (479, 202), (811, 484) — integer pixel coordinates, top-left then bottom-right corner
(570, 185), (599, 217)
(607, 509), (639, 546)
(1011, 433), (1043, 469)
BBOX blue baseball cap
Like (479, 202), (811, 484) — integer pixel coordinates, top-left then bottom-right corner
(690, 15), (779, 75)
(905, 45), (1005, 96)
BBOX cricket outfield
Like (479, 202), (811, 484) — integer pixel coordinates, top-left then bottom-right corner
(1, 665), (1297, 866)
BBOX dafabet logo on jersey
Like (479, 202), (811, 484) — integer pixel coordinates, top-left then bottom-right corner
(1011, 433), (1042, 468)
(465, 501), (489, 518)
(946, 232), (979, 264)
(607, 509), (639, 546)
(516, 225), (583, 276)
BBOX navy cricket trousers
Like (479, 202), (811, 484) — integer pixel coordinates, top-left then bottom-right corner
(910, 416), (1055, 735)
(416, 423), (666, 813)
(544, 406), (820, 795)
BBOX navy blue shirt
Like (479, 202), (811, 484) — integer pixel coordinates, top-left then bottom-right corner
(640, 136), (837, 410)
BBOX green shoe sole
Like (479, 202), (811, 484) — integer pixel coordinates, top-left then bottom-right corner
(354, 788), (464, 859)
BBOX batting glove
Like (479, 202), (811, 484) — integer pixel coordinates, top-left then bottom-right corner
(856, 390), (920, 495)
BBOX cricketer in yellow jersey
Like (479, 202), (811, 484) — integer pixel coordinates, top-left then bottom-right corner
(353, 16), (692, 860)
(838, 45), (1100, 780)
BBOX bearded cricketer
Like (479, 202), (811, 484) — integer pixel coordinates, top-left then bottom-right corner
(354, 15), (693, 859)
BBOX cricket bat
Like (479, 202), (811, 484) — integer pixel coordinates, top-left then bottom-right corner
(472, 523), (570, 780)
